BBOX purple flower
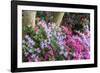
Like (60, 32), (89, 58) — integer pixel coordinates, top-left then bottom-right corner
(31, 54), (36, 58)
(58, 41), (63, 46)
(40, 41), (45, 49)
(28, 57), (33, 62)
(34, 56), (40, 62)
(28, 43), (33, 48)
(57, 32), (61, 36)
(28, 39), (35, 46)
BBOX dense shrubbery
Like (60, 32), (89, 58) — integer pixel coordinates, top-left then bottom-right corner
(22, 12), (90, 62)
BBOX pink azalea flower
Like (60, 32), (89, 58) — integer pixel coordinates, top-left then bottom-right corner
(34, 56), (40, 62)
(48, 50), (54, 56)
(28, 57), (33, 62)
(62, 26), (68, 33)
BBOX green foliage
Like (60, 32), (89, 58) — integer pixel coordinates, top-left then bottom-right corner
(50, 36), (59, 50)
(23, 24), (48, 48)
(23, 25), (36, 37)
(55, 54), (64, 60)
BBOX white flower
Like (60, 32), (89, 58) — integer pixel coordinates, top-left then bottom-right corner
(70, 52), (73, 55)
(61, 35), (64, 40)
(40, 41), (45, 49)
(47, 38), (51, 44)
(58, 28), (61, 32)
(44, 26), (48, 32)
(48, 23), (51, 26)
(28, 39), (35, 46)
(72, 53), (76, 57)
(58, 41), (63, 46)
(31, 41), (35, 46)
(59, 36), (63, 41)
(22, 40), (26, 44)
(25, 35), (29, 39)
(64, 52), (68, 58)
(60, 45), (64, 50)
(28, 44), (33, 48)
(27, 37), (31, 41)
(29, 49), (33, 53)
(31, 54), (36, 58)
(35, 48), (41, 53)
(24, 52), (28, 57)
(27, 24), (31, 27)
(56, 36), (60, 41)
(44, 40), (47, 43)
(44, 43), (48, 48)
(57, 32), (61, 36)
(59, 51), (64, 55)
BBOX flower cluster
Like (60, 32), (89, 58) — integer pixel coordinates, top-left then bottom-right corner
(22, 17), (90, 62)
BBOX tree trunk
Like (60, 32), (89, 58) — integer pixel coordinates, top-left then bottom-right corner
(53, 12), (64, 26)
(22, 10), (36, 28)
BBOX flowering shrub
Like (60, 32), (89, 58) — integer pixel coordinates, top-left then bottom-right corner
(22, 15), (90, 62)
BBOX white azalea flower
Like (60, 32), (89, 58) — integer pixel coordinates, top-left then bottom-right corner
(31, 54), (36, 58)
(29, 49), (33, 53)
(24, 52), (28, 57)
(25, 35), (29, 39)
(59, 51), (64, 55)
(64, 52), (68, 58)
(27, 24), (31, 27)
(60, 45), (65, 50)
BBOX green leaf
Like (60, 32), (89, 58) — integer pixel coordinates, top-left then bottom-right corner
(50, 36), (59, 50)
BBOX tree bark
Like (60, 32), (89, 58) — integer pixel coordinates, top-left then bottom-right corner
(53, 12), (64, 26)
(22, 10), (36, 28)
